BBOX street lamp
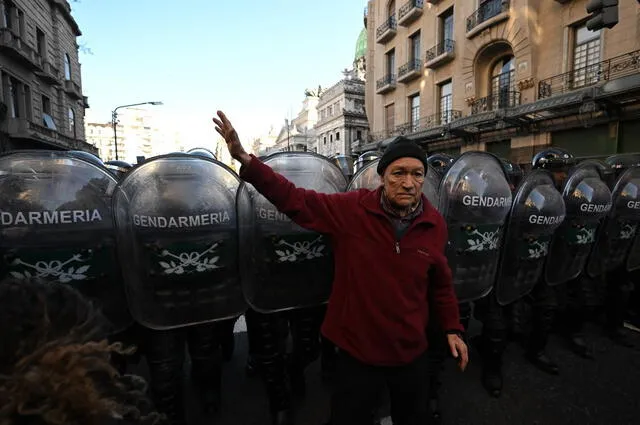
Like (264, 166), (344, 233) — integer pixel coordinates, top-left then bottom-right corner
(111, 101), (163, 160)
(285, 118), (290, 152)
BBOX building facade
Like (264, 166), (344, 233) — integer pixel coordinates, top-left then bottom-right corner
(86, 107), (185, 163)
(315, 69), (369, 157)
(0, 0), (94, 154)
(269, 93), (320, 153)
(364, 0), (640, 165)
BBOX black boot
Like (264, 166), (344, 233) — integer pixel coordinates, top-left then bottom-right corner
(482, 361), (503, 398)
(526, 350), (559, 375)
(566, 334), (594, 359)
(271, 409), (294, 425)
(187, 324), (223, 414)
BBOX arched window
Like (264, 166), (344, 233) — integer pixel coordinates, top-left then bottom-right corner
(388, 0), (395, 18)
(64, 53), (71, 80)
(68, 108), (76, 138)
(491, 55), (515, 108)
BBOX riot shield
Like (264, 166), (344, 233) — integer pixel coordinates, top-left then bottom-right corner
(331, 155), (355, 180)
(0, 150), (131, 333)
(238, 152), (347, 313)
(438, 152), (513, 302)
(354, 151), (381, 173)
(628, 234), (640, 272)
(545, 162), (612, 285)
(494, 171), (565, 305)
(113, 153), (247, 330)
(347, 158), (441, 208)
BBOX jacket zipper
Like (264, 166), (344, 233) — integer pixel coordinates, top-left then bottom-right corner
(395, 241), (400, 254)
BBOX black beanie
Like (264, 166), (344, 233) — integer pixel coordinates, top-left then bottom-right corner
(377, 137), (428, 175)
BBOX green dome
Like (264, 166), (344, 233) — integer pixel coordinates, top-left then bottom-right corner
(355, 28), (367, 61)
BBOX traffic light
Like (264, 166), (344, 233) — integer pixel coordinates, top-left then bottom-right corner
(586, 0), (619, 31)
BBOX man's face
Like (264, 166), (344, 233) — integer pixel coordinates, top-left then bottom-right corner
(382, 157), (425, 209)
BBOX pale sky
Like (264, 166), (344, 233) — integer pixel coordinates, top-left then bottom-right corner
(73, 0), (367, 151)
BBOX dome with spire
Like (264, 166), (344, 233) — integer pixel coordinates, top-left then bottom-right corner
(354, 27), (367, 61)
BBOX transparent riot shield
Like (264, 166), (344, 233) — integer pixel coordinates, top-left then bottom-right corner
(331, 155), (355, 180)
(438, 152), (513, 302)
(113, 153), (247, 330)
(494, 171), (565, 305)
(346, 158), (441, 208)
(587, 167), (640, 277)
(237, 152), (347, 313)
(545, 162), (612, 285)
(0, 150), (131, 334)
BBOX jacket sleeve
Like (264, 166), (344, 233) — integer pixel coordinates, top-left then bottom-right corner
(239, 155), (352, 235)
(429, 213), (465, 333)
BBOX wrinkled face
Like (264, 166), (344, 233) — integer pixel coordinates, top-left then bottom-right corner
(382, 157), (425, 209)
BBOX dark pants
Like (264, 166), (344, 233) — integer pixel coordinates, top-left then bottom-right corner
(330, 350), (431, 425)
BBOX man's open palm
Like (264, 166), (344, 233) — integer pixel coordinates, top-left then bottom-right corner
(212, 111), (250, 165)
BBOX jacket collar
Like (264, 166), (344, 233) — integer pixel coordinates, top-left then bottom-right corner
(359, 186), (439, 227)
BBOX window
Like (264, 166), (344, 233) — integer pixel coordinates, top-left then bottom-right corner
(573, 24), (601, 88)
(491, 55), (515, 109)
(386, 49), (395, 76)
(440, 8), (454, 44)
(357, 130), (362, 140)
(330, 134), (333, 142)
(385, 103), (395, 134)
(336, 132), (340, 141)
(41, 95), (56, 129)
(8, 76), (19, 118)
(409, 94), (420, 131)
(323, 136), (327, 145)
(41, 95), (51, 115)
(3, 0), (14, 29)
(387, 0), (395, 19)
(68, 108), (76, 137)
(409, 31), (421, 62)
(439, 81), (453, 124)
(36, 28), (45, 57)
(64, 53), (71, 80)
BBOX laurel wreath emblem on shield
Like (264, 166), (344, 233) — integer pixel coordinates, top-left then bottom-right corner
(575, 227), (597, 245)
(158, 243), (220, 275)
(527, 240), (549, 259)
(9, 254), (91, 283)
(466, 229), (500, 252)
(275, 236), (325, 262)
(619, 223), (637, 240)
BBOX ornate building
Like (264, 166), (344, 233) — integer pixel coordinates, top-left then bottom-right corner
(0, 0), (95, 154)
(315, 26), (370, 157)
(269, 93), (320, 153)
(364, 0), (640, 165)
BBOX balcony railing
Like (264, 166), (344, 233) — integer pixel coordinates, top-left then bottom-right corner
(471, 91), (520, 114)
(538, 49), (640, 99)
(376, 74), (396, 93)
(398, 0), (424, 26)
(398, 58), (422, 83)
(466, 0), (510, 33)
(394, 110), (464, 136)
(376, 15), (397, 43)
(425, 39), (455, 68)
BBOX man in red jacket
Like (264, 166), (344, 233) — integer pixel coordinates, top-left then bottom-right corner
(213, 111), (468, 425)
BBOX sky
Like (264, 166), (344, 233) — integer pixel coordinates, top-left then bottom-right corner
(71, 0), (367, 149)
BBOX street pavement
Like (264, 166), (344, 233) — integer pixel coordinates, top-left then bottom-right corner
(133, 317), (640, 425)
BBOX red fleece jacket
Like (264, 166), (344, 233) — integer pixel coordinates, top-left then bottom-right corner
(240, 155), (463, 366)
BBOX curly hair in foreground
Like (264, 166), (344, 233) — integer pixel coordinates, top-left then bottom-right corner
(0, 277), (166, 425)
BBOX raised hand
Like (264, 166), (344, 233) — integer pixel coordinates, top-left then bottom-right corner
(212, 111), (251, 166)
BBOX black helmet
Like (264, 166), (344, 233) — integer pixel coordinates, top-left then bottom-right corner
(427, 153), (455, 174)
(500, 158), (524, 188)
(531, 148), (575, 170)
(67, 150), (103, 166)
(187, 147), (217, 160)
(104, 160), (132, 180)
